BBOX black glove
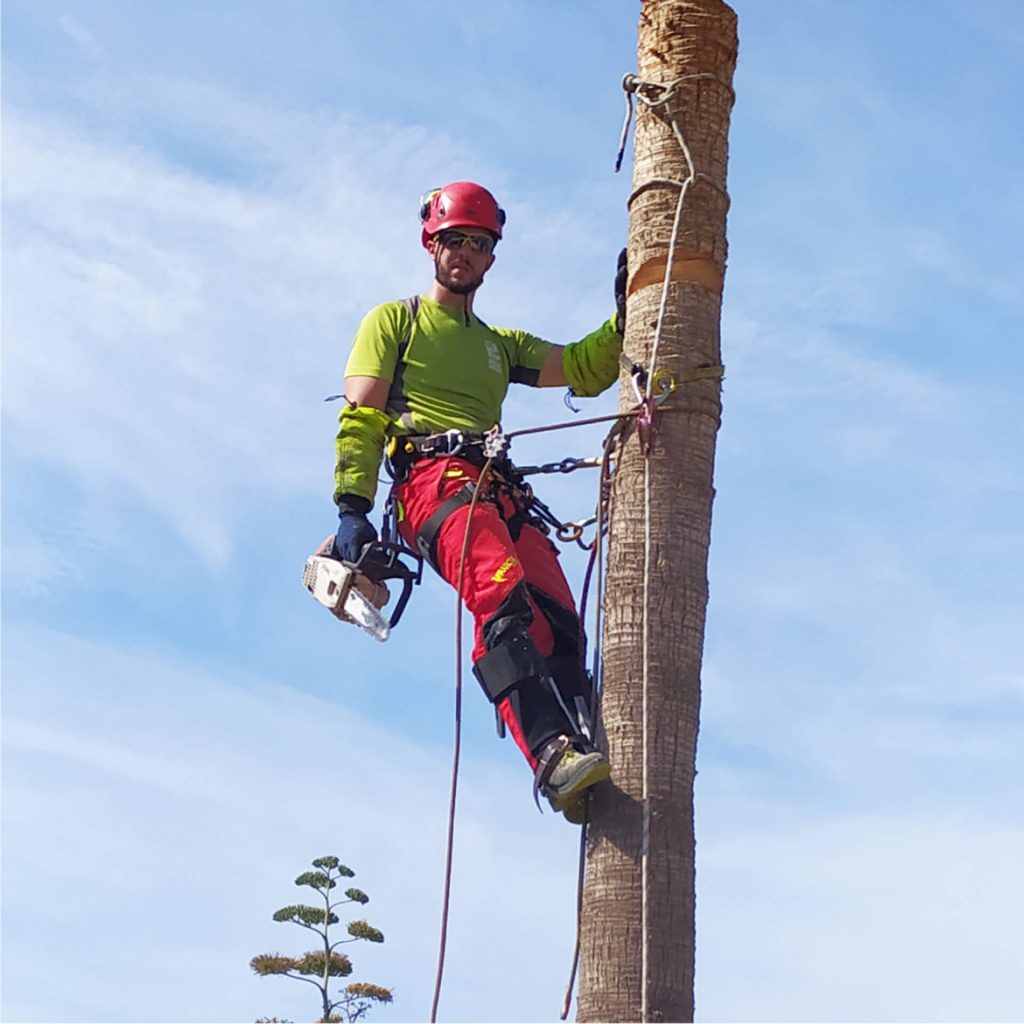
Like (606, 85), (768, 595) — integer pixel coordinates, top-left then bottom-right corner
(332, 495), (378, 563)
(614, 247), (628, 333)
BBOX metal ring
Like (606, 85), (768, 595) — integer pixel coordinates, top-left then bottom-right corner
(653, 368), (677, 404)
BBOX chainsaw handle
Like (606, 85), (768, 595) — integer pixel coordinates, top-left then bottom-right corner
(387, 574), (415, 629)
(351, 541), (423, 629)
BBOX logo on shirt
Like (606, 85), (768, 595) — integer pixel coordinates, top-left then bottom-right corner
(484, 339), (502, 374)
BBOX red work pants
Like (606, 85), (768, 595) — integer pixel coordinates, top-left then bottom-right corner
(393, 456), (582, 769)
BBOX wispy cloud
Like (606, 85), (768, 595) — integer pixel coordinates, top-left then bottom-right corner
(1, 623), (585, 1023)
(56, 14), (102, 62)
(4, 5), (1023, 1022)
(2, 80), (622, 579)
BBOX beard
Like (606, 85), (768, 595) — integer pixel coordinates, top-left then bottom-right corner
(434, 255), (484, 295)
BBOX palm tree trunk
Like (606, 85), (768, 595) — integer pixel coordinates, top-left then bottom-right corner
(576, 2), (737, 1021)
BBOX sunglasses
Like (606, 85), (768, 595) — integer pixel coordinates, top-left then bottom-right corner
(437, 229), (495, 254)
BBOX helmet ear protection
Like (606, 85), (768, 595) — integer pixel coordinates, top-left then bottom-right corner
(419, 188), (441, 224)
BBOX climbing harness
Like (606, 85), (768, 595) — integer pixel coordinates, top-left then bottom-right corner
(387, 419), (622, 572)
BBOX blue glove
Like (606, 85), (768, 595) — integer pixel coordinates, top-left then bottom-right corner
(614, 247), (628, 333)
(332, 496), (378, 563)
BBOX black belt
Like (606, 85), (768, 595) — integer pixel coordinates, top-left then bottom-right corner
(388, 430), (493, 475)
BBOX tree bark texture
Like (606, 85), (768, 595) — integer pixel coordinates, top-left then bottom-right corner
(576, 3), (737, 1022)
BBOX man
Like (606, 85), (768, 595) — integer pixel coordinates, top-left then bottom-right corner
(331, 181), (626, 821)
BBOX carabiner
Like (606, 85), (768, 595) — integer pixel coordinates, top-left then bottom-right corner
(443, 430), (465, 457)
(653, 368), (678, 405)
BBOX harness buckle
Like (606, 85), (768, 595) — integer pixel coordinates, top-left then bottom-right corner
(446, 430), (466, 456)
(425, 429), (465, 457)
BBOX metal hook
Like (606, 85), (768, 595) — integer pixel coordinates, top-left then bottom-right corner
(615, 74), (640, 172)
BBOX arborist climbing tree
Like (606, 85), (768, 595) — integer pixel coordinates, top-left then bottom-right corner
(325, 181), (626, 822)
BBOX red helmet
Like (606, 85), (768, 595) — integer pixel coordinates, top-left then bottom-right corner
(420, 181), (506, 249)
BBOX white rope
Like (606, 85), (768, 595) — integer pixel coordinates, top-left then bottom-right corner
(632, 82), (697, 402)
(641, 453), (652, 1023)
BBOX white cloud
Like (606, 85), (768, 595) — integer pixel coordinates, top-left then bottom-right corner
(1, 623), (585, 1023)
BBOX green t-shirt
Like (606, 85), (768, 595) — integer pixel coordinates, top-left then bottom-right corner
(344, 296), (554, 435)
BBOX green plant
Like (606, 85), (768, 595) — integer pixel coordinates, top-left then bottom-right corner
(251, 856), (393, 1023)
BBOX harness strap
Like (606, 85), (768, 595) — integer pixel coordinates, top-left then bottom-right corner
(399, 295), (420, 357)
(415, 482), (476, 572)
(388, 296), (421, 428)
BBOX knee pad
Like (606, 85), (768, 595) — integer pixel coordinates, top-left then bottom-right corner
(472, 629), (549, 705)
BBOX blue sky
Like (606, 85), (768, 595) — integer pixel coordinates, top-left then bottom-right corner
(2, 2), (1022, 1022)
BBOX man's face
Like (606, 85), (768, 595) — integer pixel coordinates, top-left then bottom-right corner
(429, 228), (496, 295)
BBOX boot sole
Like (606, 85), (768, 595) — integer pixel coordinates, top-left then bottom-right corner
(547, 759), (612, 813)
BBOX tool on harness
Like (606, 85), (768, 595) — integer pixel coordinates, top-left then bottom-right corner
(482, 424), (509, 460)
(303, 538), (423, 643)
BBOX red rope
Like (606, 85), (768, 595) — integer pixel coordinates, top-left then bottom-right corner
(429, 459), (493, 1023)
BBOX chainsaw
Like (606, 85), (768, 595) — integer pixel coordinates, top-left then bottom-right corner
(303, 538), (423, 642)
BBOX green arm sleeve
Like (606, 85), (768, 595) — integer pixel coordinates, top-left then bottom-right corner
(561, 315), (624, 397)
(334, 404), (390, 507)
